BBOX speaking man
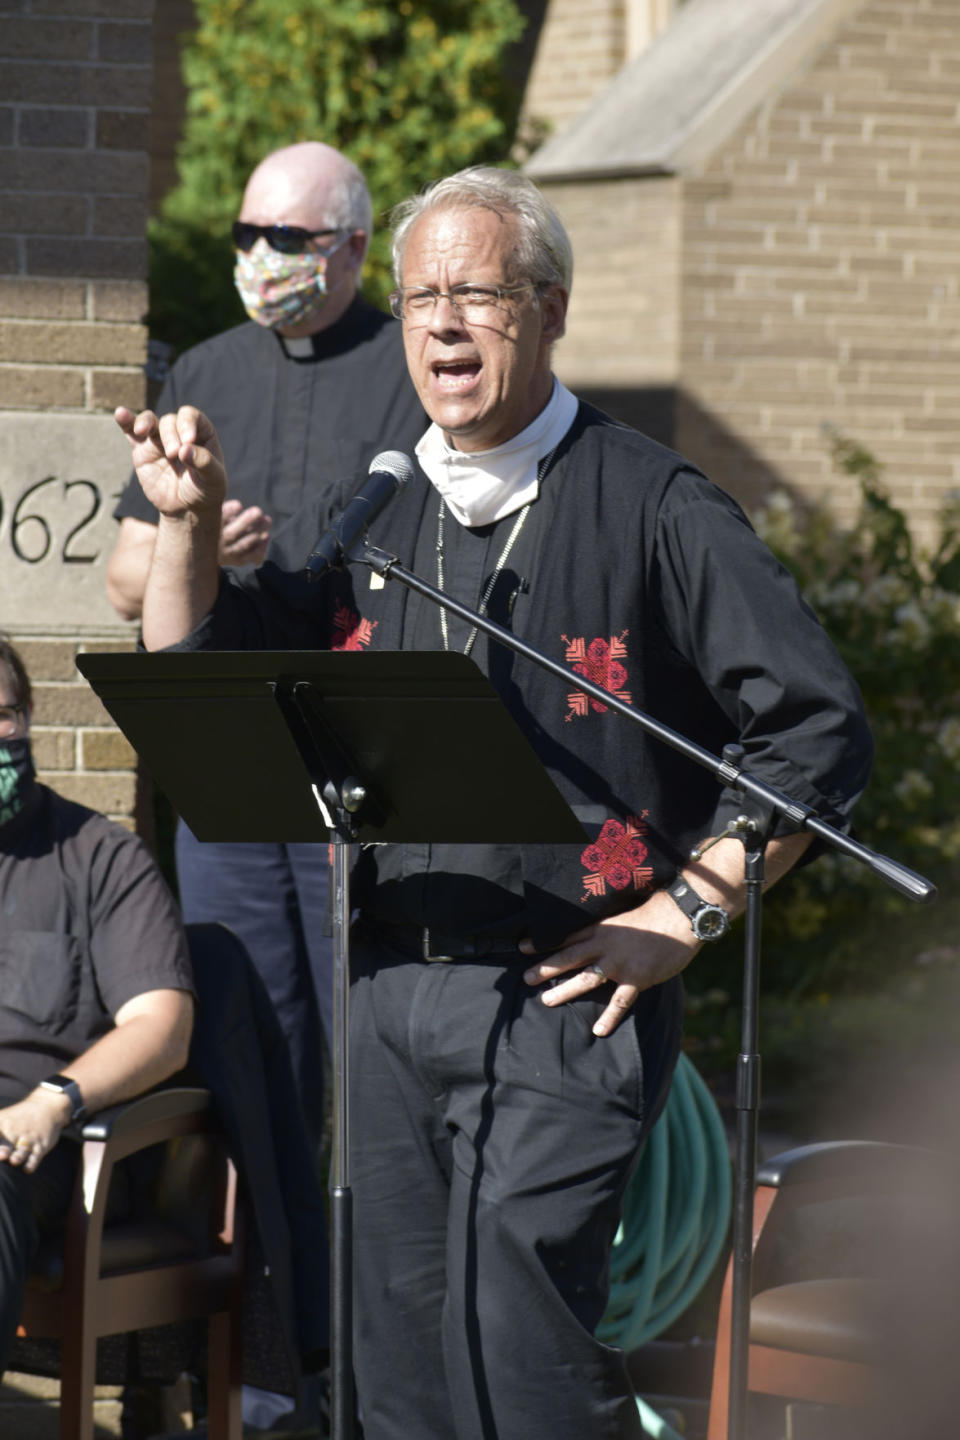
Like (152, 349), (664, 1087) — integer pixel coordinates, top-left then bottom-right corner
(115, 167), (872, 1440)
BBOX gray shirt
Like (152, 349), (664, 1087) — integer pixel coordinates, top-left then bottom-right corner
(0, 783), (193, 1102)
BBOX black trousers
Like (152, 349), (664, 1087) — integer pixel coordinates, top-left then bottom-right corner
(175, 824), (333, 1153)
(0, 1142), (78, 1374)
(349, 928), (683, 1440)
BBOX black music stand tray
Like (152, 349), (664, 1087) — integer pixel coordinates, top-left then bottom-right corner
(77, 648), (586, 1440)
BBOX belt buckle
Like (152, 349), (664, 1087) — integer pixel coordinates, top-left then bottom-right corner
(422, 927), (455, 963)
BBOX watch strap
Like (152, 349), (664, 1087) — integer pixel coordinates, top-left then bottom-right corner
(666, 876), (730, 940)
(40, 1073), (87, 1123)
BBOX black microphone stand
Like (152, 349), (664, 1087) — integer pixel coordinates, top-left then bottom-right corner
(351, 538), (936, 1440)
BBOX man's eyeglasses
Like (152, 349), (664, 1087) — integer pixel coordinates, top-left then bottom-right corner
(232, 222), (345, 255)
(0, 705), (26, 740)
(388, 282), (539, 323)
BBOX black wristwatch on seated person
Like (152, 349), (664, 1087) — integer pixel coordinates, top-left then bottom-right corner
(666, 875), (731, 942)
(39, 1074), (87, 1124)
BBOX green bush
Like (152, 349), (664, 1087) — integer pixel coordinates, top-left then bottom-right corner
(682, 436), (959, 1096)
(150, 0), (527, 355)
(735, 434), (960, 994)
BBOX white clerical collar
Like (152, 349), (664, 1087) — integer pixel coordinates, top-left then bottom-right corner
(281, 335), (315, 359)
(415, 378), (579, 527)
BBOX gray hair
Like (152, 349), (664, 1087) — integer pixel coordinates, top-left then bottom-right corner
(391, 167), (573, 292)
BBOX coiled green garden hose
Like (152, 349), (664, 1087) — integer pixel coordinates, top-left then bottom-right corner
(601, 1053), (732, 1437)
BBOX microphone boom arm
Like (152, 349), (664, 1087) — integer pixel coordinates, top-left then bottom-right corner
(361, 542), (934, 903)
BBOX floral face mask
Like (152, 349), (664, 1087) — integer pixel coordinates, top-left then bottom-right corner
(234, 233), (348, 331)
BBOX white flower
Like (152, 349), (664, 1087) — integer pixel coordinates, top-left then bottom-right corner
(937, 717), (960, 765)
(922, 588), (960, 633)
(889, 601), (932, 650)
(893, 768), (934, 806)
(863, 574), (910, 610)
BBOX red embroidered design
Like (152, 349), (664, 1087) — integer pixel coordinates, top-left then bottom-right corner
(330, 602), (378, 652)
(580, 814), (653, 902)
(562, 632), (631, 721)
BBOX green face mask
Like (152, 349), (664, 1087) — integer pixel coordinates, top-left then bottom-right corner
(0, 737), (35, 828)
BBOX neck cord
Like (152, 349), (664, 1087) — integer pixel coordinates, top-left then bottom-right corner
(436, 499), (531, 656)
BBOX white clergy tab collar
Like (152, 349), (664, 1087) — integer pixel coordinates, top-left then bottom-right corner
(415, 378), (578, 528)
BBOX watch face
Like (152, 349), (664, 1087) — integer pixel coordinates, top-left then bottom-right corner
(694, 906), (729, 940)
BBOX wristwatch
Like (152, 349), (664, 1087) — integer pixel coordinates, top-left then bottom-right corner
(39, 1074), (87, 1124)
(666, 876), (731, 941)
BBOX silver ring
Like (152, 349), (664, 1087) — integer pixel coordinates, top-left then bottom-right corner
(588, 963), (607, 982)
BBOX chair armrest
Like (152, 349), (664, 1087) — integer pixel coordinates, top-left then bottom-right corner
(757, 1140), (915, 1189)
(78, 1086), (215, 1143)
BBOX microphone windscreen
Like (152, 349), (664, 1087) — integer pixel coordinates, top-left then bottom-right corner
(368, 450), (415, 487)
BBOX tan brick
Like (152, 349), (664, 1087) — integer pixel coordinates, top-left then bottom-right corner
(1, 18), (95, 61)
(845, 254), (906, 274)
(0, 321), (146, 365)
(760, 138), (828, 161)
(0, 150), (144, 195)
(0, 366), (86, 408)
(703, 201), (807, 225)
(806, 119), (870, 138)
(32, 683), (110, 726)
(81, 729), (136, 769)
(13, 640), (78, 681)
(0, 62), (150, 107)
(96, 110), (150, 151)
(0, 194), (87, 236)
(92, 195), (149, 238)
(97, 22), (152, 65)
(710, 336), (839, 360)
(42, 771), (136, 816)
(18, 107), (90, 148)
(0, 278), (86, 319)
(84, 280), (148, 327)
(704, 251), (844, 273)
(32, 0), (152, 14)
(26, 237), (146, 281)
(77, 638), (136, 656)
(30, 729), (76, 769)
(90, 367), (145, 410)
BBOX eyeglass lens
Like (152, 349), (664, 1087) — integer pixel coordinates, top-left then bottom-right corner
(0, 707), (22, 738)
(390, 283), (531, 321)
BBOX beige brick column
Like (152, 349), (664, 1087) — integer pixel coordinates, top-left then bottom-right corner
(0, 0), (153, 825)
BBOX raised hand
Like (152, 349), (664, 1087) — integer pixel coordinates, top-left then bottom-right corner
(114, 405), (227, 518)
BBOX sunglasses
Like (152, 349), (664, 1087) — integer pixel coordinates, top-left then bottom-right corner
(232, 222), (345, 255)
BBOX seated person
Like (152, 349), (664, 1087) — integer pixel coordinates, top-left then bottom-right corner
(0, 634), (195, 1373)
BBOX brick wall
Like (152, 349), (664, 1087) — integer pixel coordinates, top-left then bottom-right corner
(0, 0), (155, 826)
(522, 0), (629, 139)
(546, 175), (682, 440)
(19, 634), (139, 826)
(521, 0), (683, 142)
(0, 0), (152, 414)
(674, 0), (960, 539)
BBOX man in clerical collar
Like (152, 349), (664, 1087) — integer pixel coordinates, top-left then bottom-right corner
(116, 166), (872, 1440)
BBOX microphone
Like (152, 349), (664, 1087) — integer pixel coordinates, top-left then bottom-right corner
(305, 450), (414, 581)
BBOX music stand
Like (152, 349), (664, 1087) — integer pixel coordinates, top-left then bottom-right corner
(77, 648), (586, 1440)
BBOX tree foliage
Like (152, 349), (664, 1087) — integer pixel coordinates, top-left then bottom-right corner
(727, 436), (960, 993)
(150, 0), (527, 354)
(683, 439), (960, 1082)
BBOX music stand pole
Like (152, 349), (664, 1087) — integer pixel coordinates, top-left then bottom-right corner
(329, 830), (354, 1440)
